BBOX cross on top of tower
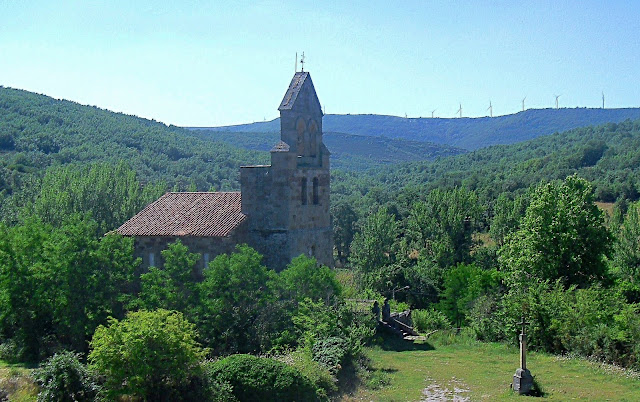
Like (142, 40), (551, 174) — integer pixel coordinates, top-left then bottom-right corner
(300, 52), (305, 72)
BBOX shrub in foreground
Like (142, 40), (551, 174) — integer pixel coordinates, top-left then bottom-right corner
(276, 349), (336, 400)
(32, 351), (98, 402)
(312, 336), (348, 375)
(208, 354), (320, 402)
(88, 309), (207, 401)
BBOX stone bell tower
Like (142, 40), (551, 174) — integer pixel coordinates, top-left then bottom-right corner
(240, 71), (333, 270)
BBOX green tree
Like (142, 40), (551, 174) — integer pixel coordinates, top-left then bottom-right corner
(135, 240), (200, 314)
(31, 162), (164, 231)
(490, 191), (530, 247)
(0, 218), (55, 361)
(349, 207), (398, 291)
(0, 216), (138, 360)
(499, 175), (613, 289)
(277, 255), (341, 304)
(613, 201), (640, 283)
(406, 187), (482, 268)
(88, 309), (207, 401)
(437, 263), (500, 327)
(331, 201), (358, 264)
(197, 245), (276, 354)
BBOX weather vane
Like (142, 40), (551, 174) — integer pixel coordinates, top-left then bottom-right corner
(300, 52), (305, 72)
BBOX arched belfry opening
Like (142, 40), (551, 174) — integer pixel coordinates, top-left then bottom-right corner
(308, 119), (318, 157)
(296, 117), (306, 155)
(312, 177), (319, 205)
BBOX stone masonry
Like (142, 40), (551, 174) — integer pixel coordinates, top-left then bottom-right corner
(117, 71), (333, 271)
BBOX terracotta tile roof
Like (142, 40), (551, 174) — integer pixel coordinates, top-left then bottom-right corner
(117, 192), (246, 237)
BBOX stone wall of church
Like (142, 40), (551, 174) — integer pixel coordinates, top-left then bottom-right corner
(133, 223), (247, 276)
(286, 227), (334, 267)
(240, 165), (279, 229)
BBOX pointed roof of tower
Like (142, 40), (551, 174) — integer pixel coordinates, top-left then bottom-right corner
(278, 72), (322, 112)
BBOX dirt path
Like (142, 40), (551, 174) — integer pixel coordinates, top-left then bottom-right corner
(420, 376), (470, 401)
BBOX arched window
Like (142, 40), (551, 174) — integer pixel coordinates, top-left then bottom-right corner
(308, 119), (318, 157)
(296, 118), (306, 155)
(301, 177), (308, 205)
(312, 177), (319, 205)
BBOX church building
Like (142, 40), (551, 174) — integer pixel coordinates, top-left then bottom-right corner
(117, 71), (333, 271)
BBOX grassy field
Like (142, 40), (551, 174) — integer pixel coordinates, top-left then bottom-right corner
(343, 332), (640, 401)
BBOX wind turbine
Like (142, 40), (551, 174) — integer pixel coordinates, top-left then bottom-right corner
(456, 103), (462, 118)
(602, 92), (605, 109)
(431, 109), (436, 118)
(522, 96), (526, 112)
(555, 94), (561, 109)
(487, 101), (493, 117)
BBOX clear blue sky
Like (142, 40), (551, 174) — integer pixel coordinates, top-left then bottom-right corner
(1, 1), (638, 126)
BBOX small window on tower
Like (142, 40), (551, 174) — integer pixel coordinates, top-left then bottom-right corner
(301, 177), (308, 205)
(312, 177), (319, 205)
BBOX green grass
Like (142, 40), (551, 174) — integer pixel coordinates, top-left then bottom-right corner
(342, 332), (640, 401)
(0, 360), (38, 401)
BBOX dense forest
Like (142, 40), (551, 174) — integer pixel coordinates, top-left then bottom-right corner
(0, 86), (266, 197)
(2, 86), (640, 400)
(202, 107), (640, 150)
(331, 118), (640, 215)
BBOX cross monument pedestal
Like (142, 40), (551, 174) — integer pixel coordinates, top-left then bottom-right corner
(512, 317), (533, 394)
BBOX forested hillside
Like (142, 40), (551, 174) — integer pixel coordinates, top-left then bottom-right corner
(187, 129), (466, 170)
(203, 108), (640, 150)
(0, 86), (267, 195)
(0, 86), (271, 224)
(332, 119), (640, 215)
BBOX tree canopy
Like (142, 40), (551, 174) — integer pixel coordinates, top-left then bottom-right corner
(499, 175), (613, 289)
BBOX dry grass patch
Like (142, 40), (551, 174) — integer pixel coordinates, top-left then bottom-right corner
(0, 364), (38, 402)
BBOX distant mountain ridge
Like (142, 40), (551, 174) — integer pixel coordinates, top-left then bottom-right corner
(194, 108), (640, 150)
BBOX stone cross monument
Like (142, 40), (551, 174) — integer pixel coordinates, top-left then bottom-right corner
(512, 316), (533, 394)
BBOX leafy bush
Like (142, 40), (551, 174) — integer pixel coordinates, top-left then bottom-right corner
(437, 264), (500, 326)
(312, 337), (348, 375)
(413, 309), (452, 333)
(276, 349), (336, 400)
(197, 245), (277, 355)
(32, 351), (98, 402)
(467, 295), (507, 342)
(278, 255), (342, 303)
(199, 362), (238, 402)
(0, 340), (22, 364)
(207, 354), (320, 402)
(88, 309), (207, 401)
(337, 307), (376, 359)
